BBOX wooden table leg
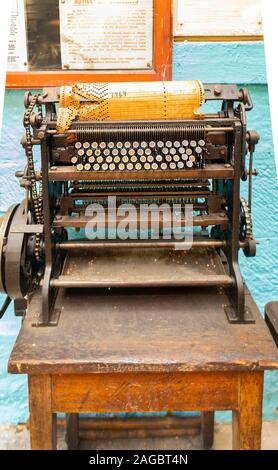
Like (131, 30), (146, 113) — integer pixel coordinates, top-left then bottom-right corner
(201, 411), (215, 449)
(232, 371), (264, 450)
(65, 413), (79, 450)
(28, 375), (57, 450)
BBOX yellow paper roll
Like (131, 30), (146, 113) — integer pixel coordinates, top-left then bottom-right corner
(57, 80), (205, 134)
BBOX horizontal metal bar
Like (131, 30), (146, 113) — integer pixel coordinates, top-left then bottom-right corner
(50, 275), (234, 289)
(48, 164), (234, 181)
(47, 126), (234, 136)
(58, 240), (249, 250)
(59, 239), (227, 250)
(47, 117), (236, 127)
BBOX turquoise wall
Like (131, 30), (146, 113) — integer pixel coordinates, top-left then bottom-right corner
(0, 42), (278, 424)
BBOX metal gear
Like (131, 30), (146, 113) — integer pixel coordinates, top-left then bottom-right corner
(239, 198), (253, 242)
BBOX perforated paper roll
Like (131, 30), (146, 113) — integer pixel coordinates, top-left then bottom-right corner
(56, 80), (205, 134)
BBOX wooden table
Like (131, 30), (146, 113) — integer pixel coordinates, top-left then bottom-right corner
(8, 286), (278, 450)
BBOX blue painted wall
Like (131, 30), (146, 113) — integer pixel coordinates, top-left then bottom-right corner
(0, 42), (277, 424)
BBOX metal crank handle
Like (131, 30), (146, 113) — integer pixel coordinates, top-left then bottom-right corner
(0, 295), (12, 320)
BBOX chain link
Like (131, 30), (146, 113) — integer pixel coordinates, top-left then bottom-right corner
(23, 95), (43, 260)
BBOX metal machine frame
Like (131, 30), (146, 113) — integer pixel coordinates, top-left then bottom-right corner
(0, 84), (260, 326)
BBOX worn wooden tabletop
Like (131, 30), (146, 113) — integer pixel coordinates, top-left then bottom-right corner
(8, 286), (278, 374)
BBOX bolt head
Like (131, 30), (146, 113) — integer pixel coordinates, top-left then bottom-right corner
(37, 131), (45, 140)
(214, 85), (223, 96)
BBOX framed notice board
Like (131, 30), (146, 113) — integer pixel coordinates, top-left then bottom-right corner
(6, 0), (172, 89)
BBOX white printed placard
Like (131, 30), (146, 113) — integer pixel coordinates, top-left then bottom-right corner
(7, 0), (28, 71)
(59, 0), (154, 70)
(174, 0), (263, 37)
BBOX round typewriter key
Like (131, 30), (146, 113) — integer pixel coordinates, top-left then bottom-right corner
(156, 155), (163, 162)
(76, 163), (84, 171)
(178, 147), (185, 155)
(173, 155), (180, 162)
(147, 155), (154, 163)
(86, 149), (93, 157)
(127, 163), (134, 171)
(170, 148), (176, 155)
(161, 163), (167, 170)
(83, 142), (90, 149)
(106, 156), (113, 163)
(128, 149), (135, 156)
(109, 163), (116, 171)
(177, 161), (185, 169)
(99, 142), (106, 149)
(162, 148), (169, 155)
(131, 155), (137, 163)
(145, 148), (152, 156)
(137, 149), (144, 156)
(186, 161), (193, 168)
(103, 149), (110, 157)
(91, 142), (98, 149)
(88, 156), (95, 163)
(75, 142), (82, 149)
(93, 163), (100, 171)
(95, 149), (101, 157)
(149, 141), (156, 149)
(71, 156), (78, 164)
(174, 141), (181, 148)
(144, 163), (151, 170)
(121, 148), (127, 156)
(195, 146), (202, 154)
(182, 140), (189, 147)
(118, 163), (125, 171)
(122, 156), (129, 164)
(84, 163), (91, 171)
(140, 155), (147, 163)
(108, 142), (115, 149)
(190, 140), (197, 148)
(141, 142), (148, 149)
(112, 149), (119, 156)
(97, 156), (104, 164)
(157, 141), (164, 148)
(189, 155), (196, 162)
(182, 154), (188, 161)
(166, 141), (172, 148)
(152, 163), (158, 170)
(133, 141), (140, 149)
(125, 142), (131, 149)
(135, 163), (142, 171)
(165, 155), (172, 162)
(102, 163), (108, 171)
(198, 139), (205, 147)
(170, 162), (177, 170)
(116, 142), (123, 149)
(114, 156), (121, 164)
(186, 148), (193, 156)
(77, 149), (85, 157)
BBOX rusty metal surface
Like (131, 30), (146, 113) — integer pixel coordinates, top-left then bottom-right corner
(51, 247), (232, 289)
(8, 286), (278, 374)
(52, 213), (229, 229)
(48, 164), (234, 182)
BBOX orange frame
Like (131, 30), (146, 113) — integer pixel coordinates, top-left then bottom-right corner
(6, 0), (172, 89)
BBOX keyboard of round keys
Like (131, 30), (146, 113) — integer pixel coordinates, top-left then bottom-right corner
(73, 140), (206, 171)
